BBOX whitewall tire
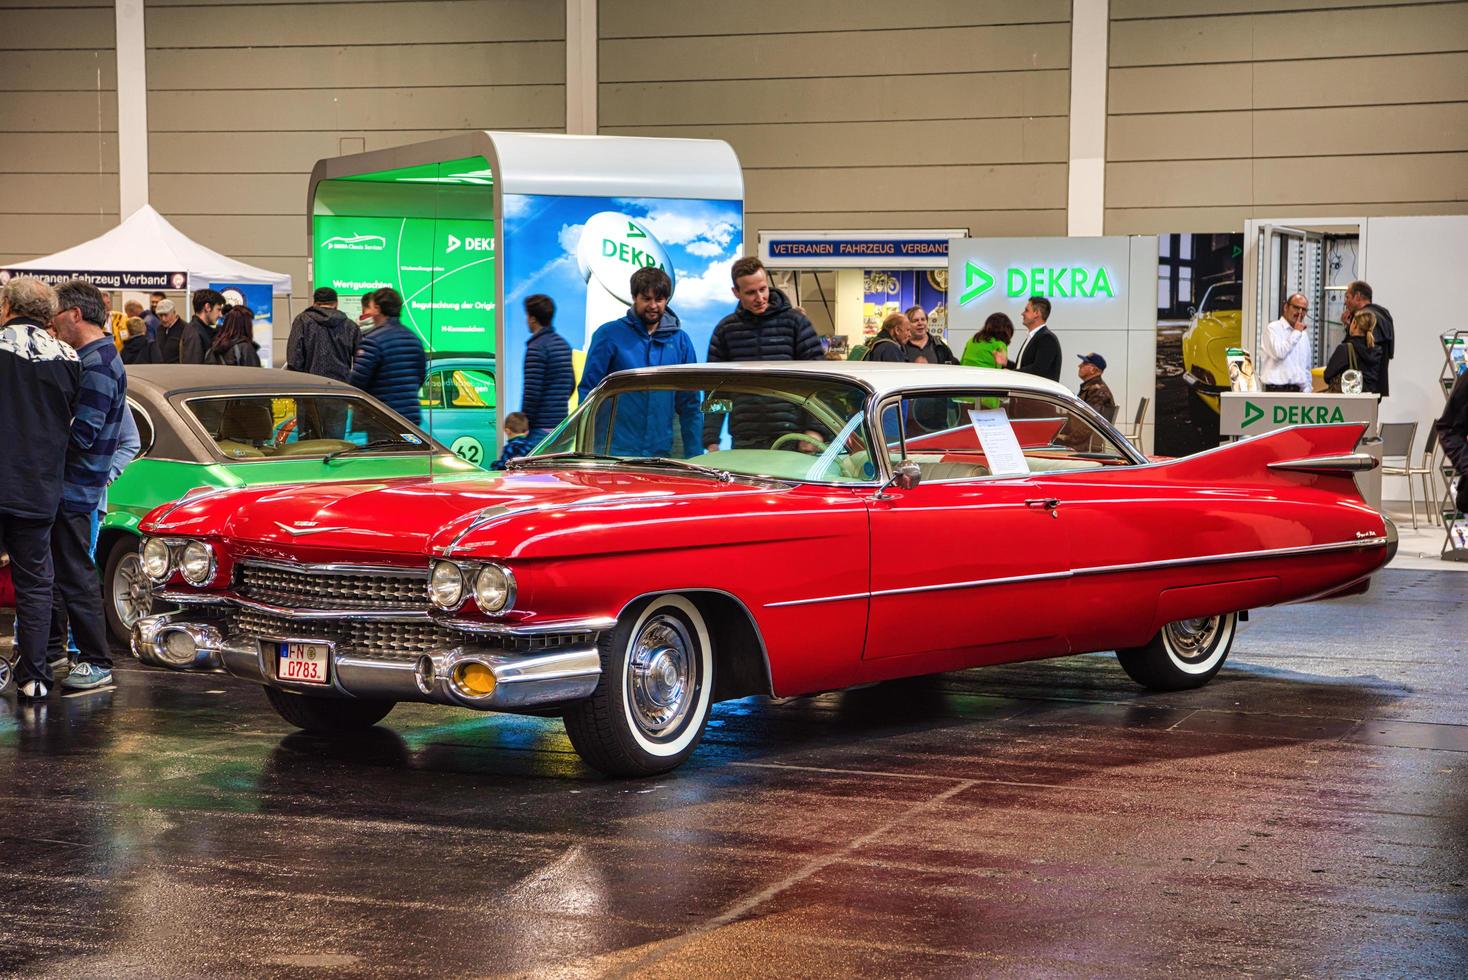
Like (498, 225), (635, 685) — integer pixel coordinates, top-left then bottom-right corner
(1117, 611), (1238, 691)
(564, 594), (714, 777)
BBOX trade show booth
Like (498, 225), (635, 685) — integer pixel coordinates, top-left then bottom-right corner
(758, 229), (963, 358)
(308, 131), (743, 464)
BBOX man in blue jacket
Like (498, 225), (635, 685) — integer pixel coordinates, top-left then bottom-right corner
(576, 267), (701, 458)
(521, 293), (573, 441)
(349, 287), (427, 424)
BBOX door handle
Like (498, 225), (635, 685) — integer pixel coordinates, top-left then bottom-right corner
(1025, 498), (1060, 517)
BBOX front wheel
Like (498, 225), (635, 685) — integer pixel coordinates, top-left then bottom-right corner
(264, 686), (395, 733)
(103, 535), (155, 645)
(563, 594), (715, 777)
(1116, 611), (1238, 691)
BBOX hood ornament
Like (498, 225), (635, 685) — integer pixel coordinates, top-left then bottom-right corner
(274, 521), (351, 536)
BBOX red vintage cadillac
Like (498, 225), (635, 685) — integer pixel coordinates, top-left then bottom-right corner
(133, 363), (1394, 776)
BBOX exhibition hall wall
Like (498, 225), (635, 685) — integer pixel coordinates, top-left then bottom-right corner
(1104, 1), (1468, 232)
(2, 0), (1466, 370)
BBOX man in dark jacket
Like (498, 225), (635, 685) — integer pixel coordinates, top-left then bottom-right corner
(1005, 296), (1062, 382)
(1343, 280), (1395, 397)
(0, 277), (79, 699)
(180, 288), (224, 364)
(349, 287), (427, 424)
(577, 267), (700, 457)
(702, 257), (824, 450)
(287, 287), (360, 381)
(520, 293), (573, 439)
(152, 298), (186, 362)
(1437, 369), (1468, 515)
(904, 306), (958, 364)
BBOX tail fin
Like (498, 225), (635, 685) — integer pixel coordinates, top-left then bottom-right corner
(1148, 423), (1374, 501)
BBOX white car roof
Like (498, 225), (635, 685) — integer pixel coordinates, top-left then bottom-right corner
(618, 360), (1074, 400)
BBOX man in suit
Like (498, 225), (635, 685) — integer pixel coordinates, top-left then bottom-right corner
(1004, 295), (1062, 382)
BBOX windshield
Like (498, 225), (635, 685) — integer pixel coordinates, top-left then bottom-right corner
(1200, 282), (1241, 313)
(185, 394), (436, 461)
(527, 372), (878, 484)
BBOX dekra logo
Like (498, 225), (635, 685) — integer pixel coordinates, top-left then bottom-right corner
(446, 234), (492, 254)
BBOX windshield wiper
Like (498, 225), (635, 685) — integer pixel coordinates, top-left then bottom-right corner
(505, 451), (624, 469)
(506, 453), (733, 482)
(620, 457), (734, 482)
(323, 440), (434, 464)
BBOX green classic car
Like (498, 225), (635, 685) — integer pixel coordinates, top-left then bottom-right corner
(101, 365), (480, 642)
(1180, 281), (1242, 415)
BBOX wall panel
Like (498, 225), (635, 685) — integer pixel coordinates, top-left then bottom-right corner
(600, 0), (1071, 268)
(1105, 1), (1468, 231)
(142, 0), (566, 359)
(0, 2), (117, 266)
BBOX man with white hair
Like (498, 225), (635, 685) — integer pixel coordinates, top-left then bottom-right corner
(0, 277), (80, 699)
(153, 297), (185, 362)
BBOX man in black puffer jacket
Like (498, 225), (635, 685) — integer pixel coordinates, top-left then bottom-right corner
(703, 257), (825, 451)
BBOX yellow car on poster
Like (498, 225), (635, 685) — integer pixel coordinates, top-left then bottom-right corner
(1181, 281), (1242, 414)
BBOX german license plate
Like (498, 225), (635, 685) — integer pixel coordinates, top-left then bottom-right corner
(278, 642), (330, 685)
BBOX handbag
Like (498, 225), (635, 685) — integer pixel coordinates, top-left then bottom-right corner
(1325, 342), (1358, 393)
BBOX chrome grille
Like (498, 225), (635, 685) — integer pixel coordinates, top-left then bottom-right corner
(238, 562), (426, 611)
(231, 608), (457, 665)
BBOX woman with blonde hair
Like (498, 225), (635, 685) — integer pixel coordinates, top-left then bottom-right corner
(1323, 308), (1383, 394)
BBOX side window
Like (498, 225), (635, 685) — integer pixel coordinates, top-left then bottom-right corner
(446, 369), (495, 410)
(891, 390), (1133, 480)
(129, 403), (154, 456)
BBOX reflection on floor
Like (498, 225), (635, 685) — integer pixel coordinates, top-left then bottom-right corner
(0, 569), (1464, 976)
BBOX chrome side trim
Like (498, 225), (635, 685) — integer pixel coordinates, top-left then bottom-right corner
(1069, 536), (1387, 578)
(1267, 453), (1379, 474)
(241, 558), (428, 578)
(764, 537), (1387, 608)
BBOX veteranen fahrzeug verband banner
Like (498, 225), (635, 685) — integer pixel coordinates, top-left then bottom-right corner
(312, 214), (496, 353)
(499, 194), (744, 415)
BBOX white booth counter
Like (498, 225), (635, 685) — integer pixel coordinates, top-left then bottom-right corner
(1219, 391), (1382, 508)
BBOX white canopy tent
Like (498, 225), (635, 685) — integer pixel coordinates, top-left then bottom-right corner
(0, 204), (292, 296)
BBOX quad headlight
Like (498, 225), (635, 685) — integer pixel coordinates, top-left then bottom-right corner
(179, 540), (216, 586)
(473, 564), (515, 613)
(429, 560), (466, 610)
(141, 537), (172, 581)
(428, 559), (516, 614)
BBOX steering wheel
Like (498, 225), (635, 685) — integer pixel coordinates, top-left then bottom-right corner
(770, 431), (829, 453)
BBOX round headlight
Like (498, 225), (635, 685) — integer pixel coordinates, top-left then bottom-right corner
(141, 538), (172, 581)
(473, 563), (515, 613)
(429, 560), (465, 610)
(179, 541), (215, 586)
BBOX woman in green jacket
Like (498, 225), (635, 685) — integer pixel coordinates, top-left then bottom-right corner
(961, 312), (1014, 369)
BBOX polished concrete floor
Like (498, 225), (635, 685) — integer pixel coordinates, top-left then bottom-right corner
(2, 568), (1465, 977)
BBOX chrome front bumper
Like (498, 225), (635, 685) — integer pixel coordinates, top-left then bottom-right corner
(131, 612), (603, 712)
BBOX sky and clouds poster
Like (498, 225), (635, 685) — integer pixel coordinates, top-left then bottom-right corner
(501, 193), (744, 415)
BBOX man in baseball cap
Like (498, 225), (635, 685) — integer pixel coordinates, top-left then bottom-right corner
(1076, 352), (1116, 423)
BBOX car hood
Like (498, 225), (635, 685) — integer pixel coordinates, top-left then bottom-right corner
(142, 467), (782, 564)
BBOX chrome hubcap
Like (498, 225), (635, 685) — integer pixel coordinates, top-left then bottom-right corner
(627, 613), (695, 738)
(113, 553), (154, 628)
(1164, 616), (1220, 661)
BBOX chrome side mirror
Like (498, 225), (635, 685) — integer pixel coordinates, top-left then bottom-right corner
(876, 460), (921, 500)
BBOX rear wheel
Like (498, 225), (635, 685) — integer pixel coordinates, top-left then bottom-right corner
(264, 686), (395, 733)
(563, 594), (714, 777)
(103, 536), (154, 645)
(1117, 611), (1238, 691)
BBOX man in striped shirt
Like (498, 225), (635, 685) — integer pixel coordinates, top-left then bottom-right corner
(48, 280), (129, 692)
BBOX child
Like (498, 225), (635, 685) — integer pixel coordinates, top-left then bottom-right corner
(490, 412), (536, 470)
